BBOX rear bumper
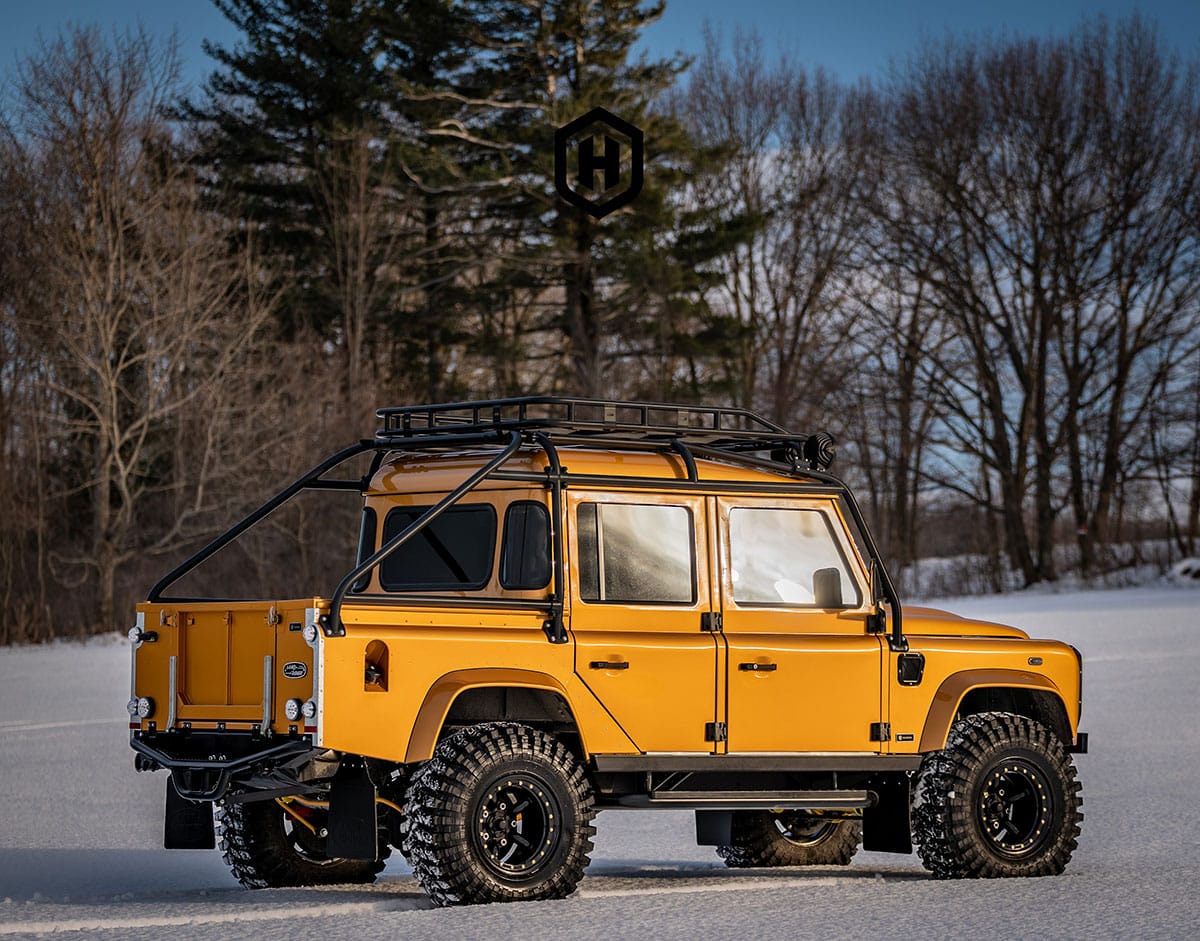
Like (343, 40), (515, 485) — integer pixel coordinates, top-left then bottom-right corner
(131, 730), (314, 801)
(1067, 731), (1089, 754)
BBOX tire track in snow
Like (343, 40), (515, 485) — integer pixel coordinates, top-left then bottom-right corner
(0, 719), (119, 735)
(0, 899), (405, 936)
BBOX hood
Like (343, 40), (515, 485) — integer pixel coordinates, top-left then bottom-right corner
(902, 605), (1029, 639)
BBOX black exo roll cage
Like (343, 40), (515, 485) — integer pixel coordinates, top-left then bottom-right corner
(146, 395), (906, 651)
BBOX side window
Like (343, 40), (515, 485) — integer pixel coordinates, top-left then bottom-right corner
(576, 502), (695, 604)
(351, 506), (377, 592)
(501, 501), (552, 590)
(379, 504), (496, 591)
(728, 507), (860, 607)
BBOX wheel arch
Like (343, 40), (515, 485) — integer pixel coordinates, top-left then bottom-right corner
(919, 670), (1073, 752)
(404, 668), (585, 764)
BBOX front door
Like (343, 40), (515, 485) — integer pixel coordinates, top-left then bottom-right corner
(567, 492), (719, 753)
(716, 497), (885, 753)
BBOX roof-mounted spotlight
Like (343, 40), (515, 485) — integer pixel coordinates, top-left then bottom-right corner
(802, 432), (836, 471)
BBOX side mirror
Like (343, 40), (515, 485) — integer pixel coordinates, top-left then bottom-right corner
(812, 567), (843, 608)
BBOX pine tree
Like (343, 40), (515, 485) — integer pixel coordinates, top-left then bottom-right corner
(187, 1), (391, 336)
(447, 0), (745, 398)
(186, 1), (477, 401)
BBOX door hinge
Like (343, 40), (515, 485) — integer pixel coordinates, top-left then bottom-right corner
(705, 721), (728, 742)
(870, 722), (891, 742)
(700, 612), (723, 632)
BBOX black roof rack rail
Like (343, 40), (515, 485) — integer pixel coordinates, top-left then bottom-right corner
(375, 396), (834, 468)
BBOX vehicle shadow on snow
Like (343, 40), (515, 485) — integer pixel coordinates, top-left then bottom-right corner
(583, 859), (927, 883)
(0, 849), (928, 908)
(0, 848), (429, 908)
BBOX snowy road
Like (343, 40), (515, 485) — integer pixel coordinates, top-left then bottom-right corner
(1, 586), (1197, 939)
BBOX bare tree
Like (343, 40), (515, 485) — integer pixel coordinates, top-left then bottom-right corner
(678, 32), (868, 428)
(8, 27), (276, 630)
(867, 17), (1200, 585)
(311, 128), (417, 407)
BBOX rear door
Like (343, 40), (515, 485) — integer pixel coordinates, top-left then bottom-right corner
(567, 492), (719, 752)
(716, 497), (885, 753)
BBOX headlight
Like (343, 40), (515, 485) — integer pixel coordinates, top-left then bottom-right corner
(284, 698), (303, 722)
(301, 700), (317, 719)
(136, 697), (155, 718)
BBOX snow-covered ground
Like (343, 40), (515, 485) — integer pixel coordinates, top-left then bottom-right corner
(1, 585), (1197, 939)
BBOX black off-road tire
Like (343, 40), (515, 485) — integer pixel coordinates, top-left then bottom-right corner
(216, 795), (388, 888)
(404, 722), (596, 906)
(717, 812), (861, 868)
(913, 711), (1082, 879)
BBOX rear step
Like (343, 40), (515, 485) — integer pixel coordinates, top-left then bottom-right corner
(616, 790), (875, 811)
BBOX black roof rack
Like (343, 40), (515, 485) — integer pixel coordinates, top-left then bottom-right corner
(375, 396), (834, 469)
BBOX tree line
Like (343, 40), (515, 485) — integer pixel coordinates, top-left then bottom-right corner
(1, 2), (1197, 641)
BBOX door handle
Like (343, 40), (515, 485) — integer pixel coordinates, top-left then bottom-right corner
(738, 662), (777, 672)
(589, 660), (630, 670)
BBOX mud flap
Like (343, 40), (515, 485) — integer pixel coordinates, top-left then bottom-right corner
(164, 776), (216, 849)
(695, 810), (734, 845)
(862, 774), (912, 854)
(326, 762), (378, 860)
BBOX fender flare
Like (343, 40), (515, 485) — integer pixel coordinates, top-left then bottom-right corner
(918, 669), (1068, 752)
(404, 668), (579, 763)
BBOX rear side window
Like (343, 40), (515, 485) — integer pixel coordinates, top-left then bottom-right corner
(501, 501), (552, 590)
(380, 504), (496, 591)
(727, 506), (860, 607)
(576, 502), (695, 604)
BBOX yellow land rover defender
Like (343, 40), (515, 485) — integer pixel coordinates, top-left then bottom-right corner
(127, 397), (1086, 905)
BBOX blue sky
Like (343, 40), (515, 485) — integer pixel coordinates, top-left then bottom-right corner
(1, 1), (1198, 93)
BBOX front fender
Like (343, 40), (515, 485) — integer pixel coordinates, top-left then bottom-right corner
(918, 669), (1068, 752)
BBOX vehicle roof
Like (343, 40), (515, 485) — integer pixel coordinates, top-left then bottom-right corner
(368, 445), (809, 495)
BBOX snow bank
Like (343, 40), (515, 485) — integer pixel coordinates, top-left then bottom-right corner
(1167, 557), (1200, 584)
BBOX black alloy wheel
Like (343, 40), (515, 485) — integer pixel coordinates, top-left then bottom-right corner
(976, 757), (1055, 858)
(472, 772), (562, 882)
(773, 813), (842, 846)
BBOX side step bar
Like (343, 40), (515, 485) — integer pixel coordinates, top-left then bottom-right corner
(616, 789), (875, 811)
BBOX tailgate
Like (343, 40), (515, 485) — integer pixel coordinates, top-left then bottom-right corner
(130, 600), (323, 734)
